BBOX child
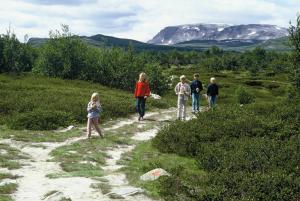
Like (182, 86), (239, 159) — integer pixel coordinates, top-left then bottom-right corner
(190, 73), (203, 113)
(134, 72), (151, 121)
(207, 77), (219, 108)
(175, 75), (191, 120)
(87, 92), (103, 139)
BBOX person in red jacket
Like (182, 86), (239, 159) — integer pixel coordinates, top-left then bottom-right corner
(134, 72), (151, 121)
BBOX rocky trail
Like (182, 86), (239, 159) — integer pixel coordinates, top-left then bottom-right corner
(0, 108), (190, 201)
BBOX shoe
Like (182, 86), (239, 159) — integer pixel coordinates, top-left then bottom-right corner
(138, 116), (141, 121)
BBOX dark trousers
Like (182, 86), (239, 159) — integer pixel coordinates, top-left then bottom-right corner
(136, 97), (146, 117)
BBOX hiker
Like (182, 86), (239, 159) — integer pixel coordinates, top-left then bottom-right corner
(134, 72), (151, 121)
(87, 92), (104, 139)
(207, 77), (219, 108)
(175, 75), (191, 120)
(190, 73), (203, 113)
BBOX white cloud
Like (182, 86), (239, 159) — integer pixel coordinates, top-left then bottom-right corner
(0, 0), (299, 42)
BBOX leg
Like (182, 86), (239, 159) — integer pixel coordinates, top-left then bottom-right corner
(192, 93), (196, 112)
(87, 118), (92, 138)
(212, 96), (217, 107)
(92, 117), (103, 138)
(177, 98), (183, 120)
(136, 98), (142, 120)
(140, 98), (146, 118)
(208, 96), (212, 108)
(182, 100), (187, 120)
(195, 93), (200, 112)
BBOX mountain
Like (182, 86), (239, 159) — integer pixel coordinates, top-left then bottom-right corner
(27, 32), (290, 52)
(27, 34), (180, 51)
(148, 23), (289, 45)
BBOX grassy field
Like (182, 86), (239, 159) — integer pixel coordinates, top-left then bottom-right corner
(0, 74), (171, 131)
(0, 69), (293, 201)
(165, 66), (289, 106)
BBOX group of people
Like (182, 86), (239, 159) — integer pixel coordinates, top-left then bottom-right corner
(86, 72), (219, 138)
(175, 74), (219, 120)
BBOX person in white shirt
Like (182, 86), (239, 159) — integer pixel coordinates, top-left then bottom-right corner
(175, 75), (191, 120)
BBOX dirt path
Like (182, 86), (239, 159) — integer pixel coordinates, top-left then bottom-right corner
(0, 108), (186, 201)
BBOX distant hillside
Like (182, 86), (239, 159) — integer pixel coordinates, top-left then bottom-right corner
(148, 23), (288, 45)
(27, 34), (180, 51)
(27, 34), (290, 52)
(174, 37), (291, 52)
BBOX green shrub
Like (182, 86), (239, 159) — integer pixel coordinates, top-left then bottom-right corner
(8, 110), (73, 130)
(152, 102), (300, 200)
(244, 80), (263, 86)
(235, 86), (255, 104)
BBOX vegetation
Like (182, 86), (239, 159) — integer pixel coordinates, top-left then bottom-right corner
(0, 74), (171, 130)
(0, 16), (299, 201)
(235, 86), (255, 104)
(119, 15), (300, 201)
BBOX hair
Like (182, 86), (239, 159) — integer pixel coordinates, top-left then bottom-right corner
(210, 77), (216, 83)
(91, 92), (99, 102)
(194, 73), (199, 78)
(139, 72), (146, 82)
(180, 75), (186, 81)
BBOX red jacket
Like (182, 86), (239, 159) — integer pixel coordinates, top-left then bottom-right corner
(134, 81), (151, 97)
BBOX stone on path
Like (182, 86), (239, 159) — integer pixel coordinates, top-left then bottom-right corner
(108, 186), (144, 198)
(140, 168), (171, 181)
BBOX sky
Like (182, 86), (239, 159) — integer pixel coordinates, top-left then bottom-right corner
(0, 0), (299, 42)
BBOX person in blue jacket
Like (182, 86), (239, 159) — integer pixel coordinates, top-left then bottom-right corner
(190, 73), (203, 113)
(207, 77), (219, 108)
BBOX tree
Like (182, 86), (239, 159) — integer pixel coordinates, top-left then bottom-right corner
(0, 29), (35, 74)
(34, 24), (89, 79)
(289, 14), (300, 92)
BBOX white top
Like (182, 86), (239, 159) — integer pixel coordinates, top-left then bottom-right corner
(175, 82), (191, 100)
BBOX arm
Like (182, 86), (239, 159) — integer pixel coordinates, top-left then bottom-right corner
(87, 102), (93, 112)
(134, 82), (138, 98)
(175, 83), (180, 95)
(199, 81), (203, 91)
(207, 85), (210, 96)
(185, 84), (191, 96)
(145, 82), (151, 97)
(190, 82), (194, 93)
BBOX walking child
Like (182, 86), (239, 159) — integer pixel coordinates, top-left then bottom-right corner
(134, 72), (151, 121)
(87, 92), (103, 139)
(190, 73), (203, 113)
(207, 77), (219, 108)
(175, 75), (191, 120)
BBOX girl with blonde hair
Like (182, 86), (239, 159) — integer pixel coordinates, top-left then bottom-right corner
(86, 92), (103, 139)
(175, 75), (191, 120)
(134, 72), (151, 121)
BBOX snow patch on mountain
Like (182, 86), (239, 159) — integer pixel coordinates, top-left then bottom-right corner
(148, 23), (288, 45)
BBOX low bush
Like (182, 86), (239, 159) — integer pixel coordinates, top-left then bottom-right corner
(235, 86), (255, 104)
(244, 80), (263, 86)
(152, 102), (300, 200)
(8, 110), (73, 130)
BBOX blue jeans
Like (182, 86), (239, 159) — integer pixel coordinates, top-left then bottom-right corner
(136, 97), (146, 117)
(192, 93), (200, 112)
(209, 95), (217, 108)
